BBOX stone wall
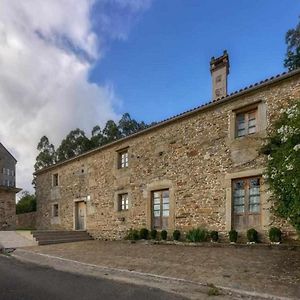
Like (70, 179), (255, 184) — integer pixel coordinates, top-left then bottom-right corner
(0, 189), (16, 229)
(16, 212), (36, 229)
(36, 73), (300, 240)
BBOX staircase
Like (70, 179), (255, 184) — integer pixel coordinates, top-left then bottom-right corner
(31, 230), (93, 245)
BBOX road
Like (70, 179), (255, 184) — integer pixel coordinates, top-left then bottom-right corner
(0, 255), (186, 300)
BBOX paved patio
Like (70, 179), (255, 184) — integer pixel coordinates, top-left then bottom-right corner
(23, 240), (300, 299)
(0, 231), (37, 248)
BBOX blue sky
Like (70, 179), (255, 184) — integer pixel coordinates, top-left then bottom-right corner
(90, 0), (300, 124)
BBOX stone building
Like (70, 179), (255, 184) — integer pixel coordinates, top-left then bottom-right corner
(0, 143), (21, 229)
(35, 53), (300, 240)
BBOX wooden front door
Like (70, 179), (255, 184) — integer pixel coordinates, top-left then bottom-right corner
(152, 190), (169, 230)
(232, 177), (261, 230)
(75, 201), (86, 230)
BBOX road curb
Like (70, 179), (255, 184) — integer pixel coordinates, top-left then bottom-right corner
(12, 249), (294, 300)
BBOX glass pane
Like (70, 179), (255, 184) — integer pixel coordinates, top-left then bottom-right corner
(162, 210), (169, 217)
(234, 180), (244, 190)
(234, 205), (244, 213)
(234, 189), (245, 197)
(250, 178), (260, 187)
(163, 203), (169, 210)
(248, 126), (256, 134)
(249, 195), (260, 205)
(163, 197), (169, 204)
(153, 211), (160, 217)
(162, 191), (169, 198)
(237, 129), (246, 137)
(153, 192), (160, 199)
(234, 197), (245, 205)
(249, 187), (260, 196)
(249, 204), (260, 213)
(153, 198), (160, 204)
(153, 204), (160, 211)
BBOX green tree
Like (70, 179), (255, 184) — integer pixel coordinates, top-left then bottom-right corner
(90, 125), (105, 148)
(284, 18), (300, 71)
(56, 128), (91, 161)
(118, 113), (147, 137)
(16, 191), (36, 214)
(262, 101), (300, 232)
(34, 136), (57, 171)
(102, 120), (121, 143)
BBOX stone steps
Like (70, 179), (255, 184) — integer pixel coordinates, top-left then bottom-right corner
(31, 230), (93, 245)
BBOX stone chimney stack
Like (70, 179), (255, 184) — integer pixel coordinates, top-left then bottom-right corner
(210, 50), (230, 99)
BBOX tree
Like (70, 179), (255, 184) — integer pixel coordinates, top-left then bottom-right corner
(56, 128), (91, 161)
(90, 125), (105, 148)
(16, 191), (36, 214)
(118, 113), (147, 137)
(284, 18), (300, 71)
(102, 120), (121, 143)
(262, 101), (300, 232)
(34, 136), (57, 171)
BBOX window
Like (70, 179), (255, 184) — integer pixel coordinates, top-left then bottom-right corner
(52, 173), (59, 187)
(232, 177), (261, 230)
(118, 150), (129, 169)
(118, 193), (129, 211)
(52, 204), (59, 217)
(152, 190), (170, 230)
(236, 109), (257, 137)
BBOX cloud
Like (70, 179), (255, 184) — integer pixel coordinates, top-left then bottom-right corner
(0, 0), (151, 193)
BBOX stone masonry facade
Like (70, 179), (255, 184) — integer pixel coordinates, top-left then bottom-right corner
(36, 68), (300, 240)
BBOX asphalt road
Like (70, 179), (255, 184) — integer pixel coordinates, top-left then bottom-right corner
(0, 255), (186, 300)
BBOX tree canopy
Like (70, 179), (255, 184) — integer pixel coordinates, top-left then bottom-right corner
(262, 101), (300, 232)
(284, 18), (300, 71)
(34, 113), (148, 174)
(16, 191), (36, 214)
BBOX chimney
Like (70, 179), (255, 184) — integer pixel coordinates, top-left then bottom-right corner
(210, 50), (230, 99)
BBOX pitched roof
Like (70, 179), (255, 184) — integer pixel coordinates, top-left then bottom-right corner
(0, 143), (17, 162)
(35, 67), (300, 175)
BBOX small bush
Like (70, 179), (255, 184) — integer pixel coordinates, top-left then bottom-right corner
(173, 230), (181, 241)
(186, 228), (209, 242)
(207, 284), (220, 296)
(210, 231), (219, 242)
(229, 229), (238, 243)
(139, 228), (149, 240)
(125, 229), (139, 240)
(150, 229), (157, 240)
(161, 230), (168, 240)
(269, 227), (282, 243)
(247, 228), (258, 243)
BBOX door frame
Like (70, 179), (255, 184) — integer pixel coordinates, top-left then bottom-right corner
(73, 199), (87, 231)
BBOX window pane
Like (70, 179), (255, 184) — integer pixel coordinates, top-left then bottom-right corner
(249, 203), (260, 213)
(234, 205), (244, 213)
(153, 198), (160, 205)
(163, 203), (169, 210)
(153, 192), (160, 199)
(162, 210), (169, 217)
(154, 210), (160, 217)
(153, 204), (160, 211)
(162, 191), (169, 198)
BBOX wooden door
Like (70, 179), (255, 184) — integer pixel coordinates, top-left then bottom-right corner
(232, 177), (261, 230)
(76, 201), (86, 230)
(152, 190), (169, 230)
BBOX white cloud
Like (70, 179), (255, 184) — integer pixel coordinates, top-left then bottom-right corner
(0, 0), (151, 193)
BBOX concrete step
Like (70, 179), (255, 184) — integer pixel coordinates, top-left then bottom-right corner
(32, 230), (93, 245)
(38, 236), (92, 245)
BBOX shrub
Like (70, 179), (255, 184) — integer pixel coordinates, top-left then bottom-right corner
(210, 231), (219, 242)
(186, 228), (208, 242)
(125, 229), (139, 240)
(269, 227), (282, 243)
(139, 228), (149, 240)
(173, 230), (181, 241)
(229, 229), (238, 243)
(160, 230), (168, 240)
(261, 101), (300, 232)
(247, 228), (258, 243)
(150, 229), (157, 240)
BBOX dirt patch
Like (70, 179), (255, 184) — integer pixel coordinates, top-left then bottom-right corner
(26, 240), (300, 298)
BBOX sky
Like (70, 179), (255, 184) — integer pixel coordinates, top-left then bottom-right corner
(0, 0), (299, 193)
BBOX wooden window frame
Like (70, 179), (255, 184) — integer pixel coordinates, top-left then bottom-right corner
(232, 177), (261, 228)
(235, 108), (258, 138)
(118, 149), (129, 169)
(118, 193), (129, 211)
(52, 173), (59, 187)
(52, 203), (59, 217)
(151, 189), (170, 230)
